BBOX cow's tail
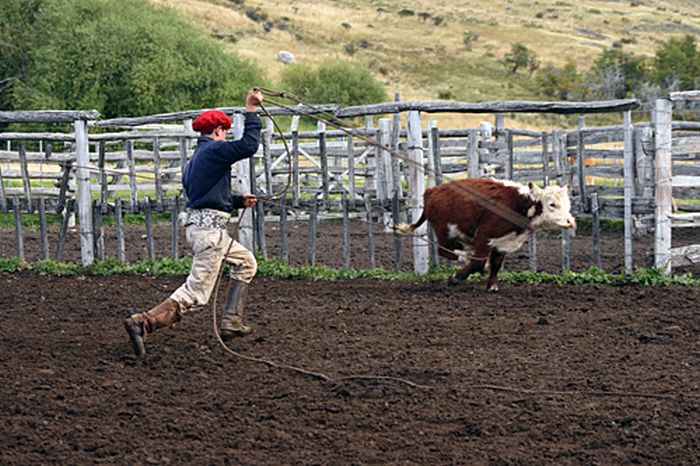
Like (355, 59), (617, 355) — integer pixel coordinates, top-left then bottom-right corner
(394, 210), (427, 235)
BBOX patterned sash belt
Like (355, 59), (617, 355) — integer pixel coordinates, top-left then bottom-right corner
(184, 209), (230, 230)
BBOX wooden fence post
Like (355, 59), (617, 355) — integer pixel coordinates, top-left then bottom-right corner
(291, 115), (300, 207)
(144, 198), (155, 261)
(279, 198), (288, 262)
(74, 118), (94, 265)
(0, 166), (6, 212)
(13, 197), (24, 261)
(233, 113), (254, 251)
(505, 131), (514, 181)
(98, 141), (108, 210)
(654, 98), (673, 274)
(562, 230), (570, 272)
(178, 136), (189, 203)
(392, 191), (402, 272)
(528, 232), (537, 272)
(116, 199), (126, 263)
(623, 110), (634, 273)
(365, 116), (376, 196)
(18, 144), (32, 213)
(307, 197), (318, 266)
(347, 132), (356, 207)
(126, 140), (138, 212)
(171, 196), (179, 259)
(378, 118), (392, 203)
(591, 193), (602, 269)
(263, 117), (273, 197)
(541, 132), (549, 186)
(365, 197), (376, 269)
(93, 200), (104, 261)
(429, 120), (443, 186)
(38, 197), (49, 260)
(342, 191), (350, 270)
(576, 115), (587, 211)
(467, 129), (480, 178)
(318, 121), (329, 209)
(407, 110), (429, 275)
(153, 137), (164, 210)
(256, 200), (267, 259)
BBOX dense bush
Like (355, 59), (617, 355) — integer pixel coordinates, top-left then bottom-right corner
(3, 0), (262, 117)
(279, 60), (387, 106)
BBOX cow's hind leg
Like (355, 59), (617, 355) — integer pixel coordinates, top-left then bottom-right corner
(447, 252), (488, 286)
(486, 250), (507, 292)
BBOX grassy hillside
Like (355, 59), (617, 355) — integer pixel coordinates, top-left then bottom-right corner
(152, 0), (700, 127)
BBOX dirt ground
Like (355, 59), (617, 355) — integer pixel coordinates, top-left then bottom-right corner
(1, 221), (700, 464)
(1, 273), (699, 465)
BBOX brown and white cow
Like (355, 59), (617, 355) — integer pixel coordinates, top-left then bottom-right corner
(397, 178), (576, 291)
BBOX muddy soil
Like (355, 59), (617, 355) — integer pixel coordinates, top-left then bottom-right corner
(1, 273), (699, 465)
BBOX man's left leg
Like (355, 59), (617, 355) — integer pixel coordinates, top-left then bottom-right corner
(220, 238), (257, 340)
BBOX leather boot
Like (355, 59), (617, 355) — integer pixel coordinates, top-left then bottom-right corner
(124, 298), (181, 358)
(219, 280), (252, 340)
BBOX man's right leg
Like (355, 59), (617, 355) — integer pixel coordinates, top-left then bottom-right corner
(124, 299), (181, 358)
(125, 227), (227, 357)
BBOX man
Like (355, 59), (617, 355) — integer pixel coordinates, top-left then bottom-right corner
(124, 88), (263, 358)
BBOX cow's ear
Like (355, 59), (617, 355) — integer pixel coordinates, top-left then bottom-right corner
(528, 182), (543, 197)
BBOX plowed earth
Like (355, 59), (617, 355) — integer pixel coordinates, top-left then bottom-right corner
(1, 222), (699, 464)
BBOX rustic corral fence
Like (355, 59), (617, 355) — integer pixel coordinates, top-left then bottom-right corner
(1, 95), (699, 274)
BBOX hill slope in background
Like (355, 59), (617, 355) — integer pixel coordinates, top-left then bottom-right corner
(153, 0), (700, 126)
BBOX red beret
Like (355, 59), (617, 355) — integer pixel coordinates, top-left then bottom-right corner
(192, 110), (232, 133)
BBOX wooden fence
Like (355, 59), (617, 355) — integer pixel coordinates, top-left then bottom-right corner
(1, 97), (699, 273)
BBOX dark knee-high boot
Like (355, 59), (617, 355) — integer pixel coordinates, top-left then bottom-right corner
(219, 280), (252, 340)
(124, 298), (181, 358)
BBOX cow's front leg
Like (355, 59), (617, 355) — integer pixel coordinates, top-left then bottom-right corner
(486, 250), (507, 292)
(447, 248), (489, 286)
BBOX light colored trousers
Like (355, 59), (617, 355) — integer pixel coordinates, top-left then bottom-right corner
(170, 226), (257, 313)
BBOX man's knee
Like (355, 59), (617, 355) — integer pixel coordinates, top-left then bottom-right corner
(231, 250), (257, 282)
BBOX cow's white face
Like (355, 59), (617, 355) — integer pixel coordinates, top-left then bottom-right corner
(528, 182), (576, 230)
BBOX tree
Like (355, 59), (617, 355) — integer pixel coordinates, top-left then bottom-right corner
(504, 43), (538, 74)
(652, 34), (700, 90)
(10, 0), (263, 117)
(0, 0), (44, 111)
(536, 60), (584, 100)
(589, 48), (647, 97)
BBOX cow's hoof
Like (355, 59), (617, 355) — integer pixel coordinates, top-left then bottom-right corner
(487, 284), (499, 293)
(447, 276), (462, 286)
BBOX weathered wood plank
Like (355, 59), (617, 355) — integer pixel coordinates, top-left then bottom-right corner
(669, 244), (700, 267)
(337, 99), (640, 117)
(96, 105), (339, 127)
(0, 110), (99, 124)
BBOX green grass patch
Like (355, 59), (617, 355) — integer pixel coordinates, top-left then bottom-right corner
(0, 211), (174, 229)
(0, 256), (697, 286)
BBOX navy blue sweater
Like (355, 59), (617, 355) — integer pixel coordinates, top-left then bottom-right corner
(183, 112), (262, 212)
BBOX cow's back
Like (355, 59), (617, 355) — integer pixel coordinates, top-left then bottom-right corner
(424, 178), (532, 242)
